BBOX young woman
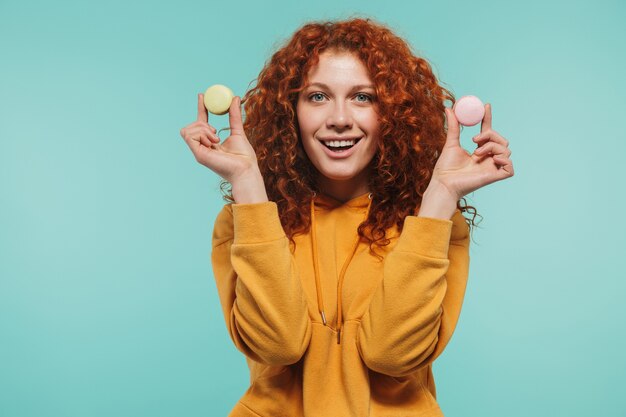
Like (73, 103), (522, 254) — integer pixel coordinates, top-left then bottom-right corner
(180, 18), (513, 417)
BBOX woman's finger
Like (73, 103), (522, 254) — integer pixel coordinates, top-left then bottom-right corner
(472, 130), (509, 148)
(444, 107), (461, 148)
(480, 103), (492, 133)
(183, 125), (220, 143)
(181, 129), (202, 154)
(492, 155), (515, 178)
(474, 142), (511, 157)
(200, 126), (220, 143)
(198, 135), (216, 149)
(228, 96), (245, 135)
(197, 93), (209, 123)
(181, 131), (219, 161)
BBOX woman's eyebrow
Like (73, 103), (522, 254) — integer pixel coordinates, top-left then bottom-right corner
(305, 82), (375, 91)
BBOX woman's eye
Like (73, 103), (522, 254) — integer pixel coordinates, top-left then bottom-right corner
(355, 93), (372, 102)
(310, 93), (325, 102)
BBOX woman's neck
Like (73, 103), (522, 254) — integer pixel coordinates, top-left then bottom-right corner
(315, 173), (371, 203)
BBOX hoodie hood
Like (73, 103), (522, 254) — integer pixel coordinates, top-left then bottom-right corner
(310, 191), (373, 344)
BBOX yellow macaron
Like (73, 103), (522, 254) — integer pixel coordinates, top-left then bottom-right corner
(203, 84), (235, 115)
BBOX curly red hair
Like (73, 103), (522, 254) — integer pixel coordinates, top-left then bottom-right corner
(221, 17), (480, 255)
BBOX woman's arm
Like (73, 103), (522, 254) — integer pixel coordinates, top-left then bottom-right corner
(211, 200), (312, 366)
(355, 104), (513, 377)
(356, 205), (470, 378)
(182, 92), (310, 364)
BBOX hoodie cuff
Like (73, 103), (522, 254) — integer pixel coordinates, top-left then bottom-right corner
(231, 202), (286, 245)
(394, 216), (453, 258)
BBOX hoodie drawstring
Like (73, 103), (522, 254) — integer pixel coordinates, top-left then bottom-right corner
(310, 193), (327, 326)
(310, 193), (373, 344)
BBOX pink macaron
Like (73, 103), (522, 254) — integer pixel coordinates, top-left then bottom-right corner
(453, 95), (485, 126)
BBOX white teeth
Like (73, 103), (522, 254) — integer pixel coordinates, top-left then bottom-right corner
(325, 139), (356, 148)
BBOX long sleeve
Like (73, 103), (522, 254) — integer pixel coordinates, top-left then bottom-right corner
(211, 202), (312, 365)
(356, 209), (470, 377)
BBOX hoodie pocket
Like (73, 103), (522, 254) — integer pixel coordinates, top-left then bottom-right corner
(240, 363), (303, 417)
(369, 370), (441, 416)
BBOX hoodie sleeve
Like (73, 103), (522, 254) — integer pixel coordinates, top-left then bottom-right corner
(356, 209), (470, 377)
(211, 202), (312, 366)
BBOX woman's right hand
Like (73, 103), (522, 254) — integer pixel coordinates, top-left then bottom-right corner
(180, 93), (260, 184)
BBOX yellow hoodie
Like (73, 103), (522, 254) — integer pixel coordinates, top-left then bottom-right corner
(211, 192), (470, 417)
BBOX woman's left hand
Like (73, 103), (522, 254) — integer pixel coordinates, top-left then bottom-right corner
(430, 104), (515, 200)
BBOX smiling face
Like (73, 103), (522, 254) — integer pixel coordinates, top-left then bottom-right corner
(296, 50), (380, 202)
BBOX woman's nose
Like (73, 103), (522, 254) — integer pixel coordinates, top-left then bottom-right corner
(326, 101), (353, 130)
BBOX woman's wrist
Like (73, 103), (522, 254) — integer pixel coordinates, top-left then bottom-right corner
(417, 182), (458, 220)
(231, 167), (269, 204)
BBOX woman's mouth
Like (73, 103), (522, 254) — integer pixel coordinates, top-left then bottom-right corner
(318, 138), (362, 158)
(320, 138), (361, 152)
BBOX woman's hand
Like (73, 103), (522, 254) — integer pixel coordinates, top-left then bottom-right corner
(179, 93), (261, 184)
(429, 104), (515, 200)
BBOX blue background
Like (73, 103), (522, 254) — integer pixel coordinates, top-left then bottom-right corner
(1, 0), (625, 416)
